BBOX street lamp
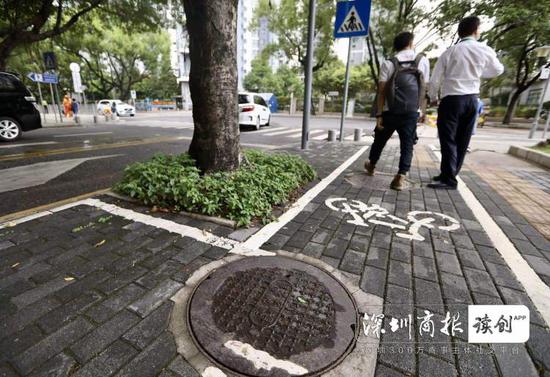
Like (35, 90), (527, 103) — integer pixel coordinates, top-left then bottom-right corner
(528, 45), (550, 139)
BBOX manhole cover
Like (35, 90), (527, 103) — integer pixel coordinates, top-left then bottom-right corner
(188, 256), (358, 376)
(345, 172), (420, 190)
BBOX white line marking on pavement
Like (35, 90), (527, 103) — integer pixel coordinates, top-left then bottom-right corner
(262, 128), (300, 136)
(0, 198), (240, 250)
(54, 132), (113, 137)
(429, 145), (550, 327)
(224, 340), (308, 375)
(83, 199), (239, 249)
(312, 133), (328, 140)
(241, 145), (369, 251)
(246, 127), (287, 134)
(285, 132), (303, 139)
(0, 141), (57, 148)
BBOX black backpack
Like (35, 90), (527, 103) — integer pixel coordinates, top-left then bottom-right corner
(384, 54), (425, 114)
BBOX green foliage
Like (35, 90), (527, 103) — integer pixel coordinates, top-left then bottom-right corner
(115, 150), (316, 226)
(244, 55), (303, 97)
(314, 60), (373, 96)
(254, 0), (335, 72)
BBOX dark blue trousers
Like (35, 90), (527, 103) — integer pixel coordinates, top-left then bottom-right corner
(437, 95), (478, 186)
(369, 112), (418, 175)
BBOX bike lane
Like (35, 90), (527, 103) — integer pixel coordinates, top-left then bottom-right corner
(260, 145), (549, 377)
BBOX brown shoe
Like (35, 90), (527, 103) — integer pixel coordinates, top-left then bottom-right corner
(365, 161), (375, 176)
(390, 174), (406, 191)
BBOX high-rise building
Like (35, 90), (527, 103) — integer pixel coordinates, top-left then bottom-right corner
(171, 24), (192, 110)
(349, 37), (369, 66)
(172, 0), (282, 102)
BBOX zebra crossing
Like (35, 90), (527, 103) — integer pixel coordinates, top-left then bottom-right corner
(118, 121), (371, 142)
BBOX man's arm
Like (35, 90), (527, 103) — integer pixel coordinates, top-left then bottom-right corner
(376, 81), (386, 129)
(428, 52), (446, 103)
(481, 46), (504, 78)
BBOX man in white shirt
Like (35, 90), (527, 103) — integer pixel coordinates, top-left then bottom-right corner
(428, 16), (504, 189)
(364, 32), (430, 190)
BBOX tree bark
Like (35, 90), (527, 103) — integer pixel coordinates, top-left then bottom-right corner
(503, 88), (524, 125)
(182, 0), (240, 173)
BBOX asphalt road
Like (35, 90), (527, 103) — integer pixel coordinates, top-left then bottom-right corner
(0, 111), (538, 217)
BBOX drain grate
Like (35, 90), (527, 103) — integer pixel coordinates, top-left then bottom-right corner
(188, 256), (358, 376)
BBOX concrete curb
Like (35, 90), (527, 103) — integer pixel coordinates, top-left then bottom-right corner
(508, 145), (550, 169)
(169, 251), (383, 377)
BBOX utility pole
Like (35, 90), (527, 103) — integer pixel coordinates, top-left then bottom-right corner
(301, 0), (316, 150)
(339, 37), (353, 141)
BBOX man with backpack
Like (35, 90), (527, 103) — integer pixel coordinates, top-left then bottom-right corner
(427, 16), (503, 189)
(364, 32), (429, 191)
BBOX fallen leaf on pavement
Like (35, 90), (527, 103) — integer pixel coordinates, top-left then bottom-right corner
(94, 239), (106, 247)
(11, 262), (20, 268)
(64, 277), (75, 281)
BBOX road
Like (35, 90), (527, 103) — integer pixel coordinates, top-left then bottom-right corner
(0, 111), (539, 218)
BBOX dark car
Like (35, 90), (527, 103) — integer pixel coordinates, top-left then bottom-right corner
(0, 72), (42, 141)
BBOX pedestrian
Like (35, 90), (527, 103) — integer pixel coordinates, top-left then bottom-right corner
(42, 99), (48, 113)
(71, 98), (79, 116)
(428, 16), (504, 189)
(364, 31), (430, 190)
(63, 95), (72, 118)
(111, 101), (117, 116)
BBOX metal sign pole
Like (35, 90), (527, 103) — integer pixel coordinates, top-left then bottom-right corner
(36, 82), (46, 123)
(339, 37), (353, 141)
(53, 81), (63, 122)
(49, 83), (58, 123)
(301, 0), (316, 150)
(529, 67), (549, 139)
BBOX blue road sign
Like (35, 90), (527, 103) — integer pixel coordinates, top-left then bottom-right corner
(27, 72), (58, 84)
(334, 0), (372, 38)
(27, 72), (43, 82)
(42, 72), (58, 84)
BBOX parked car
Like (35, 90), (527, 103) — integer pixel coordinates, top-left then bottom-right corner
(0, 72), (42, 141)
(239, 92), (271, 130)
(97, 99), (136, 117)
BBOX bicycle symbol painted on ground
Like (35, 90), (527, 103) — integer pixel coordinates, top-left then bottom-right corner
(325, 198), (460, 242)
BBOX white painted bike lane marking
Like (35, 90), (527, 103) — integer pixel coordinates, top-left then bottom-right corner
(240, 145), (370, 251)
(429, 145), (550, 327)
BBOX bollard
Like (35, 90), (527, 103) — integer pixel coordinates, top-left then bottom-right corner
(354, 128), (362, 142)
(328, 130), (336, 142)
(74, 115), (80, 124)
(93, 115), (97, 123)
(104, 114), (109, 122)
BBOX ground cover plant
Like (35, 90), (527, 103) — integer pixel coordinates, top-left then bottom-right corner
(115, 149), (316, 226)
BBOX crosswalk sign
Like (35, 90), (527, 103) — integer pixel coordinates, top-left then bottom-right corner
(43, 52), (57, 70)
(334, 0), (371, 38)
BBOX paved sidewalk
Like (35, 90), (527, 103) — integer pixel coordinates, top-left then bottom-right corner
(0, 142), (548, 377)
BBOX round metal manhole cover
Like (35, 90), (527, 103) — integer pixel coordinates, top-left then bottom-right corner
(345, 172), (420, 190)
(187, 256), (358, 376)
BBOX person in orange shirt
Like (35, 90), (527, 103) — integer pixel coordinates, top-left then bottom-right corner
(63, 95), (73, 118)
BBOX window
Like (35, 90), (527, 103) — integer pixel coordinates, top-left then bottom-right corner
(0, 73), (20, 92)
(254, 96), (267, 106)
(239, 94), (251, 104)
(526, 88), (542, 105)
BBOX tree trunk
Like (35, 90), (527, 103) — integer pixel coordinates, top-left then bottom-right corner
(503, 88), (524, 125)
(182, 0), (240, 173)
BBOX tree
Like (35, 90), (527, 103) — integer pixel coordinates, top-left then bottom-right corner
(182, 0), (240, 173)
(0, 0), (168, 71)
(486, 1), (550, 124)
(243, 54), (277, 93)
(254, 0), (335, 75)
(60, 21), (173, 100)
(314, 59), (372, 96)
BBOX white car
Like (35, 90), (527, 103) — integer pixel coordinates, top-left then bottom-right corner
(97, 99), (135, 117)
(239, 93), (270, 130)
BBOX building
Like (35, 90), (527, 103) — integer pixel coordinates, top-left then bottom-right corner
(349, 37), (369, 66)
(171, 0), (282, 101)
(171, 24), (192, 110)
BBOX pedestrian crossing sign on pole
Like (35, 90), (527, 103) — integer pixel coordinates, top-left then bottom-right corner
(334, 0), (371, 38)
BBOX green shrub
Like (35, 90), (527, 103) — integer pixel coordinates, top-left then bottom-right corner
(489, 106), (506, 117)
(115, 150), (316, 226)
